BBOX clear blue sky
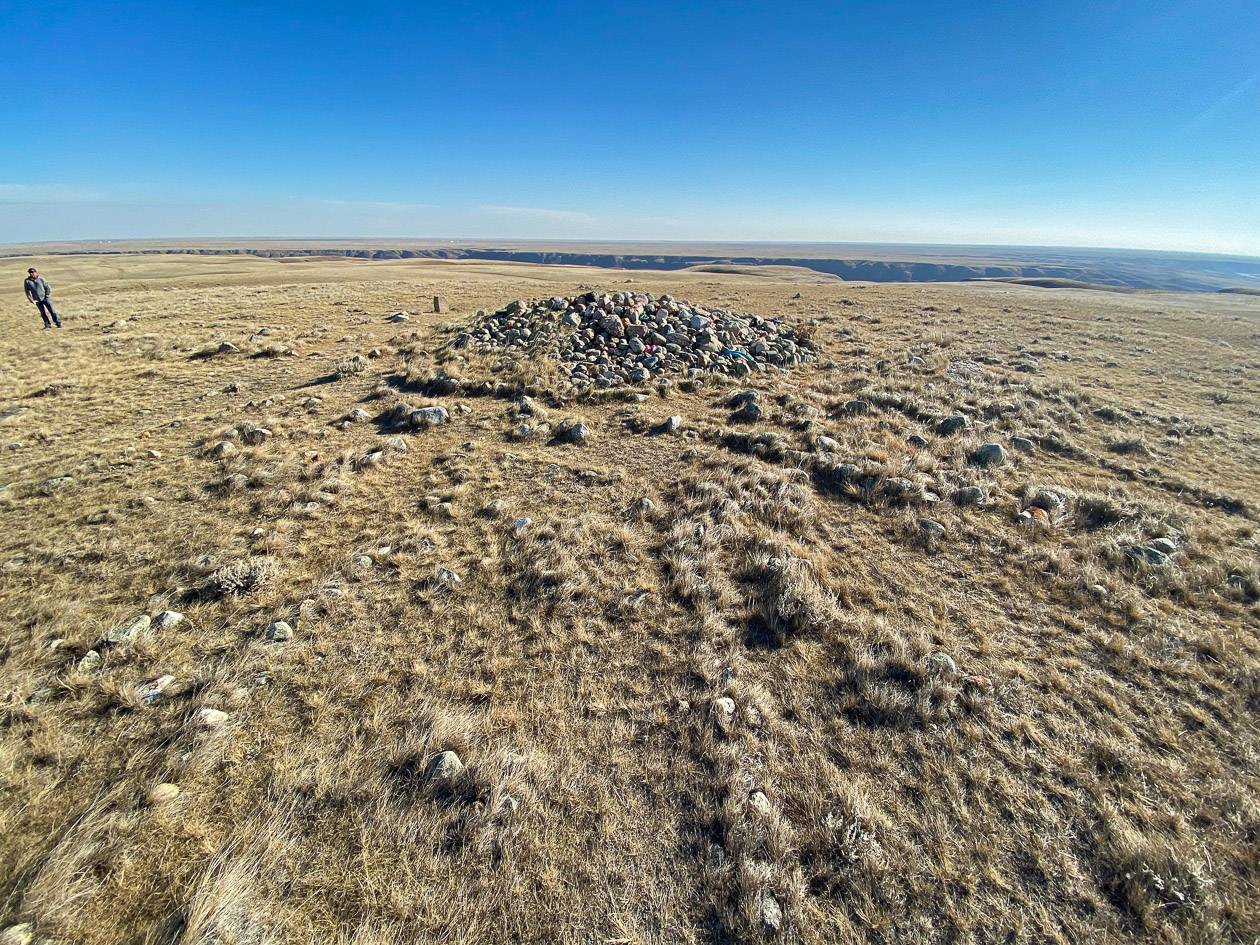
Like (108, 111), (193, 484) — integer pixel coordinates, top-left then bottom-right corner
(2, 0), (1258, 254)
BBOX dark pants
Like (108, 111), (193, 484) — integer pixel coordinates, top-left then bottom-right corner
(35, 298), (61, 327)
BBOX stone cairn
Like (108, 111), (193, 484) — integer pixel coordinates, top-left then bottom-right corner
(451, 291), (814, 389)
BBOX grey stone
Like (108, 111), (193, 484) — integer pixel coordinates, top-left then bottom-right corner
(264, 620), (294, 642)
(237, 423), (271, 446)
(388, 311), (410, 322)
(844, 399), (870, 415)
(907, 434), (929, 449)
(1127, 545), (1170, 567)
(971, 443), (1007, 467)
(1029, 489), (1063, 512)
(926, 652), (958, 676)
(937, 414), (969, 434)
(77, 649), (102, 672)
(154, 610), (185, 631)
(410, 406), (450, 427)
(1149, 536), (1177, 555)
(918, 518), (946, 539)
(428, 749), (464, 782)
(557, 420), (590, 444)
(104, 614), (151, 646)
(663, 415), (683, 433)
(1011, 435), (1036, 452)
(138, 674), (176, 703)
(953, 486), (984, 505)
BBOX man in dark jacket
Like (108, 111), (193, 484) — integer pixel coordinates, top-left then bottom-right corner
(24, 267), (62, 329)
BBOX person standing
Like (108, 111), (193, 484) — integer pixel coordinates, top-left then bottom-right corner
(24, 267), (63, 329)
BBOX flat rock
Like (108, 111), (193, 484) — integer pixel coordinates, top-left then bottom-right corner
(104, 614), (151, 646)
(154, 610), (184, 631)
(197, 707), (230, 728)
(138, 674), (175, 703)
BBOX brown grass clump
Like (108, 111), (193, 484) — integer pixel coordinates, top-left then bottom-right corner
(0, 252), (1257, 945)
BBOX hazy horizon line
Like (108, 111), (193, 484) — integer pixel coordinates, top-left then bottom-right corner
(6, 235), (1259, 262)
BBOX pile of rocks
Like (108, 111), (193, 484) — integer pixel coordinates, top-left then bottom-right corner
(452, 291), (814, 388)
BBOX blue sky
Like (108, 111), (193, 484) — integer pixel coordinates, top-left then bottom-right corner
(2, 1), (1258, 254)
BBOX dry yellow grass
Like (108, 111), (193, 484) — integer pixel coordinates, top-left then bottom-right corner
(1, 253), (1258, 944)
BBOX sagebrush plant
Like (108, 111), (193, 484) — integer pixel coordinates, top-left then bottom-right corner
(0, 253), (1256, 945)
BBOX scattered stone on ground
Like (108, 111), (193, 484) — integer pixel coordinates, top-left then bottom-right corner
(242, 422), (279, 450)
(759, 891), (784, 932)
(104, 614), (151, 646)
(410, 405), (449, 428)
(388, 311), (410, 323)
(138, 674), (176, 704)
(748, 790), (773, 817)
(1128, 544), (1171, 567)
(148, 783), (181, 805)
(712, 696), (737, 730)
(428, 750), (464, 783)
(554, 417), (590, 444)
(0, 923), (34, 945)
(918, 518), (946, 539)
(264, 620), (294, 642)
(727, 389), (762, 422)
(937, 414), (969, 434)
(197, 707), (229, 728)
(1011, 435), (1036, 452)
(77, 649), (102, 672)
(971, 442), (1007, 467)
(154, 610), (184, 630)
(451, 291), (814, 389)
(926, 652), (958, 676)
(1029, 489), (1064, 513)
